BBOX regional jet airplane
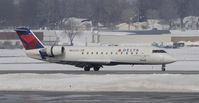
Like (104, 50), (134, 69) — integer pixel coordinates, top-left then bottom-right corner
(15, 28), (176, 71)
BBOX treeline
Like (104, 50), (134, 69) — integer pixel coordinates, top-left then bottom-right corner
(0, 0), (199, 29)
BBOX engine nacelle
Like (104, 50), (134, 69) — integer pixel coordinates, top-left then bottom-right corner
(46, 46), (65, 57)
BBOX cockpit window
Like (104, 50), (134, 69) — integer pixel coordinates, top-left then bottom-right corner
(152, 50), (167, 53)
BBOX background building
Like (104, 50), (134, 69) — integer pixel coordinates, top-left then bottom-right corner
(171, 30), (199, 43)
(93, 30), (171, 45)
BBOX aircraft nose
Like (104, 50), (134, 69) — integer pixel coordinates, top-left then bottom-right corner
(163, 55), (176, 64)
(169, 57), (176, 63)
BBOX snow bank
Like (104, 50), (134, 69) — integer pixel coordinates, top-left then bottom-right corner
(0, 49), (25, 57)
(0, 73), (198, 92)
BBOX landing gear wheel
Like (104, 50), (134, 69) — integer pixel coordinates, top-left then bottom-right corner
(162, 64), (166, 71)
(84, 67), (90, 71)
(93, 66), (100, 71)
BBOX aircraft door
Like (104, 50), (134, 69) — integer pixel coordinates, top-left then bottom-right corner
(140, 52), (147, 62)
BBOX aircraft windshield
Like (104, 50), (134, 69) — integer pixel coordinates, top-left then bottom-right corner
(152, 50), (167, 53)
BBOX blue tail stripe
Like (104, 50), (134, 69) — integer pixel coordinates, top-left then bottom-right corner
(20, 38), (30, 49)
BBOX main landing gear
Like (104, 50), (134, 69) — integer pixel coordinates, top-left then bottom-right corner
(84, 66), (91, 71)
(84, 65), (102, 71)
(161, 64), (166, 71)
(93, 66), (100, 71)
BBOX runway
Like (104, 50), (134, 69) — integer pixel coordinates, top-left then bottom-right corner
(0, 91), (199, 103)
(1, 70), (199, 74)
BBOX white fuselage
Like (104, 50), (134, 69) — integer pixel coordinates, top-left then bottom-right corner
(15, 28), (176, 71)
(26, 46), (176, 66)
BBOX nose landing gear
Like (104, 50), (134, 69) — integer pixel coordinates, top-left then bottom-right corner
(161, 64), (166, 71)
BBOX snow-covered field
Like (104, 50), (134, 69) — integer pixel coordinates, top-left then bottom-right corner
(0, 47), (199, 92)
(0, 73), (199, 92)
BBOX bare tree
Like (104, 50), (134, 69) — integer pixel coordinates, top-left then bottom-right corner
(61, 18), (82, 45)
(159, 0), (178, 29)
(0, 0), (15, 26)
(1, 0), (199, 30)
(146, 9), (159, 19)
(121, 8), (138, 30)
(174, 0), (189, 30)
(146, 9), (160, 28)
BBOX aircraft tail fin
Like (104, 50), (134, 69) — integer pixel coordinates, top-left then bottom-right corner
(15, 28), (44, 50)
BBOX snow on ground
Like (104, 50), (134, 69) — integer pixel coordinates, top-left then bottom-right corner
(0, 49), (26, 57)
(0, 73), (199, 92)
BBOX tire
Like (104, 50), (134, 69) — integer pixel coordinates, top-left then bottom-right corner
(94, 66), (100, 71)
(162, 68), (166, 71)
(162, 64), (166, 71)
(84, 67), (90, 71)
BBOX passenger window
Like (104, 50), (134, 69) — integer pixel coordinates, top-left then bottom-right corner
(106, 52), (108, 55)
(121, 52), (123, 55)
(87, 52), (89, 55)
(101, 52), (103, 54)
(96, 52), (98, 55)
(91, 52), (93, 54)
(82, 52), (84, 55)
(126, 52), (128, 55)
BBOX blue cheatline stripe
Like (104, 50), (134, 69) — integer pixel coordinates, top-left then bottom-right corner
(20, 38), (30, 50)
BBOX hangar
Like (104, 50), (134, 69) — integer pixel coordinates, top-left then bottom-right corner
(93, 30), (171, 44)
(171, 31), (199, 43)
